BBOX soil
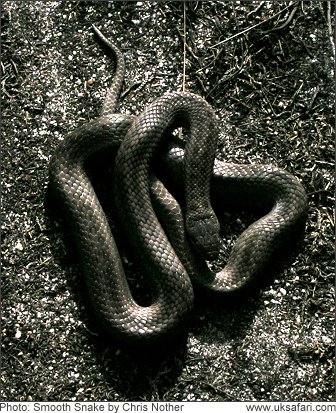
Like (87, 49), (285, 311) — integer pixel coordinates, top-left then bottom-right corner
(1, 1), (335, 402)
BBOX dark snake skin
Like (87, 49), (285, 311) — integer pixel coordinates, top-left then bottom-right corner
(49, 26), (308, 346)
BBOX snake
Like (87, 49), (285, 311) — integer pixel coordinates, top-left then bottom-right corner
(49, 26), (308, 346)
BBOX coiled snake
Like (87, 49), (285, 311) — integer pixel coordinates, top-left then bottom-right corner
(49, 26), (308, 346)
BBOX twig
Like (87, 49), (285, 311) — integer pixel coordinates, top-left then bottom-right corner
(177, 28), (201, 65)
(210, 3), (294, 48)
(326, 0), (335, 58)
(308, 86), (319, 112)
(120, 81), (147, 99)
(247, 1), (265, 18)
(183, 2), (186, 92)
(10, 58), (18, 76)
(262, 1), (299, 34)
(261, 89), (276, 116)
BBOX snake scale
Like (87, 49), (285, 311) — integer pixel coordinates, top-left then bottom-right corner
(49, 26), (308, 346)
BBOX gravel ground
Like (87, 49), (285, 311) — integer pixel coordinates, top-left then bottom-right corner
(1, 1), (335, 402)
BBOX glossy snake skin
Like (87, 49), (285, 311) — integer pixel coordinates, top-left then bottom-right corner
(49, 26), (308, 346)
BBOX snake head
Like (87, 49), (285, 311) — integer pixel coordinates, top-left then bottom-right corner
(186, 213), (220, 261)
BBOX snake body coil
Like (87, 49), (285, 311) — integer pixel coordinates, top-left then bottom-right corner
(49, 27), (308, 346)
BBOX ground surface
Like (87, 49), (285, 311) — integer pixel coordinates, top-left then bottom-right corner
(1, 0), (335, 402)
